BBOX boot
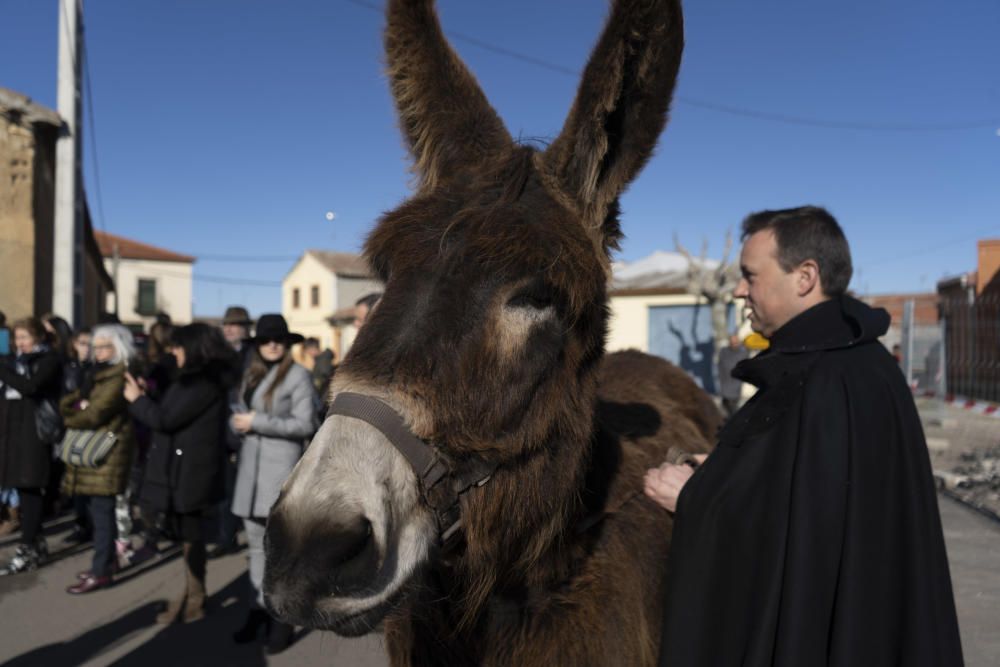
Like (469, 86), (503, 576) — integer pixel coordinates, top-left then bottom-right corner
(266, 616), (295, 655)
(233, 608), (270, 643)
(155, 591), (186, 624)
(181, 541), (207, 623)
(156, 541), (202, 624)
(0, 506), (20, 536)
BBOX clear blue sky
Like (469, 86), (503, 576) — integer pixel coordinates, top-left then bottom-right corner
(3, 0), (998, 317)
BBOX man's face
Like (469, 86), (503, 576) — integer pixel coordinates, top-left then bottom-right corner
(353, 303), (370, 330)
(222, 323), (248, 348)
(733, 230), (802, 338)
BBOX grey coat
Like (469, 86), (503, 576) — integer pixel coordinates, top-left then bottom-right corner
(231, 363), (317, 519)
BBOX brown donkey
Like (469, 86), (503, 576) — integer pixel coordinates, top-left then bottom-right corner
(264, 0), (717, 664)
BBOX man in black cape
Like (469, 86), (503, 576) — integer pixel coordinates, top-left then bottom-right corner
(644, 206), (963, 666)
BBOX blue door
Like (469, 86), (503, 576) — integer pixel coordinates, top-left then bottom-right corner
(648, 304), (717, 394)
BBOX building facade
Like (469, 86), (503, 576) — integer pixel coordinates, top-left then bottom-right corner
(282, 250), (382, 359)
(94, 231), (194, 330)
(607, 251), (746, 395)
(0, 88), (112, 325)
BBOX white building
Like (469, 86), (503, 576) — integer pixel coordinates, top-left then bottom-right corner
(95, 231), (194, 331)
(608, 251), (747, 395)
(282, 250), (382, 359)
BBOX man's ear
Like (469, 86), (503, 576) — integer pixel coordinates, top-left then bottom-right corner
(796, 260), (821, 297)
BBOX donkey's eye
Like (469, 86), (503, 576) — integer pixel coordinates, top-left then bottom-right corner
(507, 289), (553, 311)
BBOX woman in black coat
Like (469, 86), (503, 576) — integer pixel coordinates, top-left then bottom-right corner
(125, 323), (238, 624)
(0, 317), (63, 575)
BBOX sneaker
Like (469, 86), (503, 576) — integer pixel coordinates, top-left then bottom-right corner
(0, 544), (41, 576)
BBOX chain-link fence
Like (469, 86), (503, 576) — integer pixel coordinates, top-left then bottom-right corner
(938, 292), (1000, 403)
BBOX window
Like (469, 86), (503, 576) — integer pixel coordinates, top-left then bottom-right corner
(311, 285), (320, 307)
(137, 279), (156, 316)
(292, 288), (300, 309)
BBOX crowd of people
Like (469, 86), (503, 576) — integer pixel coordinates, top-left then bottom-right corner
(0, 294), (380, 655)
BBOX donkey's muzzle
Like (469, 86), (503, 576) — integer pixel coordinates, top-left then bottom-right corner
(263, 504), (379, 629)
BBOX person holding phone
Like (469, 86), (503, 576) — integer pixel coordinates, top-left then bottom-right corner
(124, 323), (238, 623)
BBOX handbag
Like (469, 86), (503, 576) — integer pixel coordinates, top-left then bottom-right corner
(20, 356), (65, 444)
(58, 428), (118, 468)
(35, 398), (65, 445)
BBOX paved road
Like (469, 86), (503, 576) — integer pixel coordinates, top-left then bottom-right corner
(0, 520), (390, 667)
(1, 496), (997, 666)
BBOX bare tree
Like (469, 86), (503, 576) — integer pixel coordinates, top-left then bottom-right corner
(673, 230), (741, 364)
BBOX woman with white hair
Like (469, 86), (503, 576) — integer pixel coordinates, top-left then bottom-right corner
(59, 324), (137, 594)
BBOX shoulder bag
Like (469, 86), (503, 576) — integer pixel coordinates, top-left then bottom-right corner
(58, 428), (118, 468)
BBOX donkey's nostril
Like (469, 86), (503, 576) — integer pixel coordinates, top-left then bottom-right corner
(333, 517), (373, 566)
(327, 516), (379, 594)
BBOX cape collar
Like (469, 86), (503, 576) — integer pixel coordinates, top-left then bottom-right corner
(734, 295), (889, 390)
(768, 295), (889, 354)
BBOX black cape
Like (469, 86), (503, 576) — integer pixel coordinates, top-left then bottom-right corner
(659, 296), (963, 666)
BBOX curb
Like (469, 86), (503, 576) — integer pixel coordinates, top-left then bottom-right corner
(934, 469), (1000, 525)
(915, 390), (1000, 418)
(939, 488), (1000, 525)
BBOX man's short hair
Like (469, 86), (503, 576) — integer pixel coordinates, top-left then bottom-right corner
(741, 206), (853, 296)
(355, 292), (382, 310)
(303, 337), (320, 349)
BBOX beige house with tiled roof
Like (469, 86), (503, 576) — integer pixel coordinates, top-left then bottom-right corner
(282, 250), (382, 358)
(95, 230), (195, 331)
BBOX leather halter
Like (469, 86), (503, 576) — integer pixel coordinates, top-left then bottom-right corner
(327, 392), (495, 548)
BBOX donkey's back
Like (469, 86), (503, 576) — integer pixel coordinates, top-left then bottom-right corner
(535, 351), (718, 665)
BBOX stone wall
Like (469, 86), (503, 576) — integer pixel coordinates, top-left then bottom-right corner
(0, 113), (41, 320)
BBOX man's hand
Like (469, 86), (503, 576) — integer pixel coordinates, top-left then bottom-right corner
(643, 454), (708, 513)
(231, 412), (255, 434)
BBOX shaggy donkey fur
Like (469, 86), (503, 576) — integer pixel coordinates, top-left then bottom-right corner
(263, 1), (718, 665)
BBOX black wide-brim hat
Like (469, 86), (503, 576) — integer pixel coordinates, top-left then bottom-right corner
(246, 314), (304, 346)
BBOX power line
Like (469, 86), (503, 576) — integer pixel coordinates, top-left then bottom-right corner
(195, 274), (282, 287)
(342, 0), (1000, 133)
(673, 96), (1000, 132)
(859, 228), (997, 268)
(114, 264), (283, 287)
(193, 253), (300, 262)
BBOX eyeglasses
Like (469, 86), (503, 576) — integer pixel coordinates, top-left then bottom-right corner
(92, 344), (114, 350)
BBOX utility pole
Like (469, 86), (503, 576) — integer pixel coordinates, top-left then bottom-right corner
(53, 0), (84, 326)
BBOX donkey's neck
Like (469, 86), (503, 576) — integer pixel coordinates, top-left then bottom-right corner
(439, 397), (606, 628)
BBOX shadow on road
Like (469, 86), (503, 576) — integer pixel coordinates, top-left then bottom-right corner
(0, 572), (297, 667)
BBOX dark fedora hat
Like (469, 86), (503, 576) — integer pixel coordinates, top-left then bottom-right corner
(222, 306), (253, 326)
(247, 314), (304, 346)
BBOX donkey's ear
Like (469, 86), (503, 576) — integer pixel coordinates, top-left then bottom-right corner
(541, 0), (683, 238)
(385, 0), (513, 190)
